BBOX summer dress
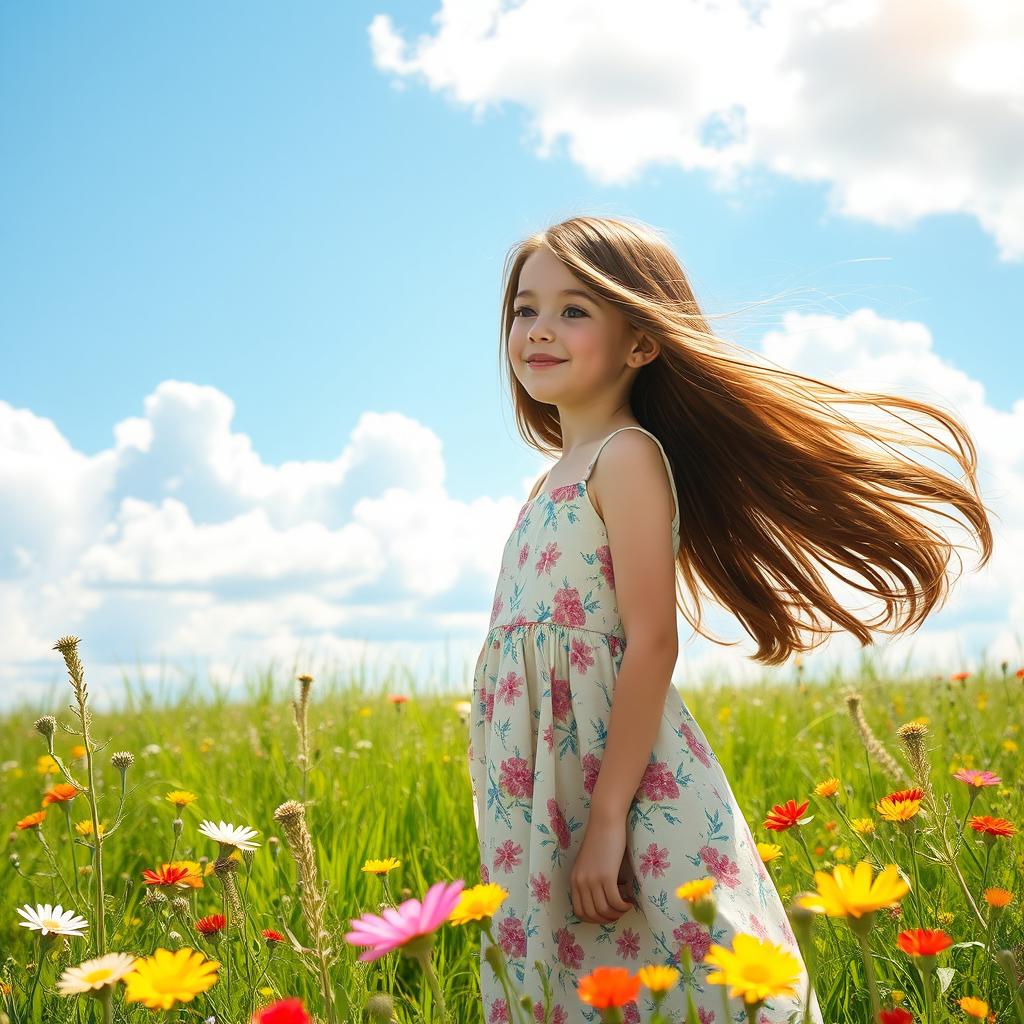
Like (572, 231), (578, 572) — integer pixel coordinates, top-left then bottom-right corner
(468, 425), (823, 1024)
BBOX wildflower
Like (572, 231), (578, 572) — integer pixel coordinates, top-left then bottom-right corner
(262, 928), (285, 944)
(75, 819), (106, 836)
(142, 864), (192, 888)
(756, 842), (783, 864)
(834, 845), (851, 861)
(850, 818), (875, 835)
(16, 810), (47, 830)
(195, 914), (227, 936)
(253, 997), (312, 1024)
(110, 751), (134, 771)
(879, 1010), (913, 1024)
(797, 861), (910, 920)
(198, 819), (260, 851)
(387, 694), (409, 707)
(17, 903), (89, 937)
(361, 857), (401, 877)
(577, 965), (642, 1010)
(896, 928), (952, 957)
(763, 799), (810, 832)
(34, 715), (57, 740)
(42, 783), (79, 806)
(953, 769), (1001, 788)
(56, 952), (137, 995)
(950, 671), (970, 682)
(166, 790), (198, 810)
(937, 910), (955, 926)
(453, 699), (472, 720)
(635, 964), (680, 993)
(968, 816), (1017, 840)
(344, 879), (465, 961)
(36, 754), (60, 775)
(71, 744), (87, 759)
(876, 789), (923, 823)
(959, 996), (988, 1019)
(704, 933), (801, 1002)
(448, 882), (508, 925)
(123, 947), (219, 1010)
(166, 860), (204, 888)
(983, 887), (1013, 908)
(676, 877), (716, 927)
(814, 778), (840, 798)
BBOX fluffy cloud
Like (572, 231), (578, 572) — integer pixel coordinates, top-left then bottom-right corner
(2, 314), (1021, 710)
(370, 0), (1024, 260)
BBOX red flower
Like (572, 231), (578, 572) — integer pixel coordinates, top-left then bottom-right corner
(885, 787), (925, 804)
(762, 799), (810, 832)
(195, 913), (227, 935)
(896, 928), (952, 957)
(252, 997), (311, 1024)
(142, 863), (191, 887)
(879, 1010), (914, 1024)
(42, 783), (79, 805)
(969, 816), (1017, 838)
(262, 928), (285, 944)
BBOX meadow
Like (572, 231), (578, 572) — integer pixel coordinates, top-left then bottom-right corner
(0, 636), (1021, 1024)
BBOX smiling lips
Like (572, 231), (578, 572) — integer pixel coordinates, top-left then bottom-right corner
(527, 357), (566, 367)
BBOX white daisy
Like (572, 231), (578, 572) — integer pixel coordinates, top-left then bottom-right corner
(16, 903), (89, 937)
(197, 818), (260, 851)
(56, 952), (138, 995)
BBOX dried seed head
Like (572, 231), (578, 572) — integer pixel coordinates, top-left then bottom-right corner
(171, 897), (190, 915)
(111, 751), (135, 771)
(365, 992), (396, 1022)
(52, 635), (82, 658)
(141, 888), (167, 907)
(34, 716), (56, 740)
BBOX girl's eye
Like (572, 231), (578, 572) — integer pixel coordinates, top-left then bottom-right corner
(512, 306), (587, 318)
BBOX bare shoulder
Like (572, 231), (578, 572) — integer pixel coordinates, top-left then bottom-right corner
(588, 428), (676, 523)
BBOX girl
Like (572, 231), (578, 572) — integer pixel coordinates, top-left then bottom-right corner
(467, 215), (993, 1024)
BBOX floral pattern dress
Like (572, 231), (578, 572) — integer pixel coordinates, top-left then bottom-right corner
(467, 425), (823, 1024)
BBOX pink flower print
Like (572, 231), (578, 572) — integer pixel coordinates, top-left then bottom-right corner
(623, 1004), (640, 1024)
(554, 926), (584, 970)
(698, 1008), (715, 1024)
(496, 670), (523, 706)
(497, 913), (527, 958)
(549, 668), (573, 722)
(637, 842), (671, 878)
(680, 722), (711, 768)
(494, 839), (524, 873)
(485, 690), (494, 724)
(699, 845), (741, 889)
(568, 637), (595, 675)
(517, 542), (530, 569)
(542, 722), (555, 752)
(514, 504), (529, 530)
(614, 926), (641, 960)
(502, 613), (531, 634)
(533, 1003), (568, 1024)
(581, 752), (602, 795)
(499, 755), (534, 798)
(748, 912), (770, 941)
(673, 920), (712, 962)
(489, 593), (504, 628)
(608, 634), (624, 659)
(547, 798), (571, 849)
(551, 586), (586, 627)
(534, 542), (561, 575)
(596, 544), (615, 590)
(530, 872), (551, 903)
(488, 997), (511, 1023)
(551, 484), (579, 503)
(637, 760), (680, 802)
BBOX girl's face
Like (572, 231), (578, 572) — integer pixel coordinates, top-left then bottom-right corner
(509, 247), (639, 405)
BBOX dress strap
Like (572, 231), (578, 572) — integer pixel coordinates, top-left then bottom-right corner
(583, 426), (680, 545)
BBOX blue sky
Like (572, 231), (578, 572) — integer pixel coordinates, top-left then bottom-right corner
(2, 1), (1022, 705)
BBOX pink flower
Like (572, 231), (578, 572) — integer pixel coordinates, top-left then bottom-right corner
(596, 544), (615, 589)
(497, 913), (527, 957)
(547, 799), (571, 848)
(549, 669), (573, 722)
(344, 879), (465, 961)
(637, 842), (671, 878)
(489, 594), (504, 627)
(550, 484), (580, 503)
(551, 586), (586, 627)
(499, 756), (534, 798)
(673, 920), (711, 962)
(568, 637), (595, 674)
(534, 542), (561, 575)
(615, 926), (641, 960)
(581, 752), (602, 795)
(517, 543), (530, 569)
(679, 721), (711, 768)
(953, 768), (1001, 788)
(699, 845), (741, 889)
(637, 760), (680, 802)
(496, 671), (523, 706)
(530, 872), (551, 903)
(494, 839), (524, 873)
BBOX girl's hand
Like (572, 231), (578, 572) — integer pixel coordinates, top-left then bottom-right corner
(570, 814), (637, 924)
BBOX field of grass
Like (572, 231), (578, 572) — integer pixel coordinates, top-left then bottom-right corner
(0, 638), (1021, 1024)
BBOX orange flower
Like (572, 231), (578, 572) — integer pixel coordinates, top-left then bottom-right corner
(896, 928), (952, 957)
(950, 671), (970, 682)
(763, 799), (810, 832)
(968, 816), (1017, 838)
(577, 966), (641, 1010)
(959, 996), (988, 1019)
(876, 789), (923, 823)
(142, 864), (192, 887)
(42, 783), (79, 806)
(814, 778), (840, 798)
(983, 887), (1013, 908)
(16, 810), (47, 830)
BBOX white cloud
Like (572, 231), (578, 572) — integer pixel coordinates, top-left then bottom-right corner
(369, 0), (1024, 259)
(1, 319), (1022, 712)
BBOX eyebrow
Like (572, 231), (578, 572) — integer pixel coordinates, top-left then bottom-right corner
(514, 287), (599, 302)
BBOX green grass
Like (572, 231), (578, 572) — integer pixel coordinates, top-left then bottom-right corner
(0, 653), (1021, 1024)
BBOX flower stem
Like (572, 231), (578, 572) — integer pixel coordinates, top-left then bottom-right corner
(414, 948), (447, 1023)
(853, 927), (881, 1023)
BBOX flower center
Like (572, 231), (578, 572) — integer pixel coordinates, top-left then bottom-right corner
(84, 968), (111, 983)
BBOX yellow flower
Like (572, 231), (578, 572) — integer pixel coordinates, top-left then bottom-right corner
(448, 882), (509, 925)
(361, 857), (401, 876)
(676, 878), (716, 903)
(975, 693), (988, 712)
(636, 965), (680, 993)
(165, 791), (198, 810)
(756, 843), (783, 864)
(876, 795), (921, 822)
(704, 933), (801, 1003)
(74, 819), (106, 836)
(959, 996), (988, 1019)
(797, 861), (910, 919)
(259, 986), (276, 997)
(891, 990), (905, 1003)
(167, 861), (204, 888)
(36, 754), (60, 775)
(833, 846), (851, 862)
(717, 706), (732, 724)
(123, 948), (219, 1010)
(1003, 740), (1018, 753)
(203, 849), (241, 875)
(850, 818), (876, 835)
(814, 778), (840, 798)
(359, 707), (372, 717)
(937, 910), (955, 926)
(199, 739), (214, 754)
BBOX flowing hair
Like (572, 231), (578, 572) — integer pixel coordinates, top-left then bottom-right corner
(497, 215), (995, 667)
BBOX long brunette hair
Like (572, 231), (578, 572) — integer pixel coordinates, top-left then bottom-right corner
(498, 215), (995, 666)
